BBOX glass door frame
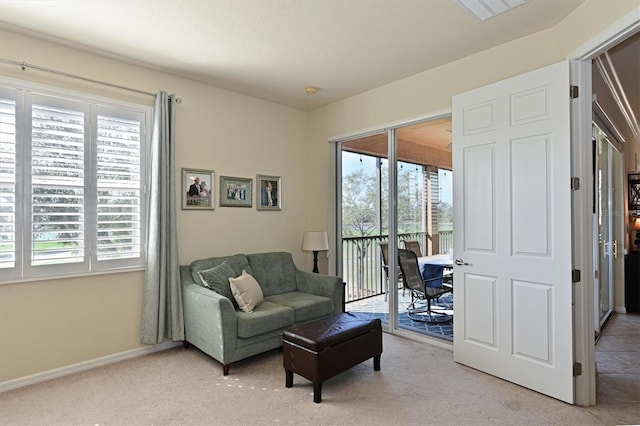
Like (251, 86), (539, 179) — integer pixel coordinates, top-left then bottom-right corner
(592, 105), (624, 335)
(332, 112), (453, 346)
(594, 124), (613, 334)
(333, 128), (399, 333)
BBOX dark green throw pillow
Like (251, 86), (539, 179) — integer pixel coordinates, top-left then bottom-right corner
(198, 261), (239, 309)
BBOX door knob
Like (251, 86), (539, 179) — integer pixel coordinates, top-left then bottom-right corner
(455, 258), (471, 266)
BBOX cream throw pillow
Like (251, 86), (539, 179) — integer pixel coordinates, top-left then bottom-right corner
(228, 270), (264, 313)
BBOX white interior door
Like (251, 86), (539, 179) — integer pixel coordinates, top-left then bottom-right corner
(452, 61), (574, 403)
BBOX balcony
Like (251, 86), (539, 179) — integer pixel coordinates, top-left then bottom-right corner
(340, 139), (453, 340)
(343, 230), (454, 341)
(342, 230), (452, 303)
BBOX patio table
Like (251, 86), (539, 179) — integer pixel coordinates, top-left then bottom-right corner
(417, 254), (453, 288)
(418, 254), (453, 268)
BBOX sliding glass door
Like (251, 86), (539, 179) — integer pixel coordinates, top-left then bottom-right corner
(339, 131), (390, 324)
(593, 120), (621, 335)
(334, 116), (453, 341)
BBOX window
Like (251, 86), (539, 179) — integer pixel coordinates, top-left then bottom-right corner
(0, 80), (150, 282)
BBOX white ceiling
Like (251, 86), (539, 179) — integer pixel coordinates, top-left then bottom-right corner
(0, 0), (588, 111)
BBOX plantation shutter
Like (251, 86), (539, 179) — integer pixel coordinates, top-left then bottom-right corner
(0, 81), (149, 282)
(0, 94), (16, 270)
(30, 100), (86, 267)
(96, 112), (142, 262)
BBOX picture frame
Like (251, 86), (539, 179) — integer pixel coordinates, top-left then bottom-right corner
(629, 173), (640, 211)
(182, 168), (215, 210)
(256, 175), (282, 211)
(220, 176), (253, 207)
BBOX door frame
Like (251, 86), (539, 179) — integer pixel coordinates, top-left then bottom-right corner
(331, 110), (455, 349)
(568, 7), (640, 406)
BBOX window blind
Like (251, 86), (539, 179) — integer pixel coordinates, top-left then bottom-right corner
(0, 97), (16, 269)
(30, 103), (86, 266)
(96, 114), (141, 261)
(0, 79), (149, 282)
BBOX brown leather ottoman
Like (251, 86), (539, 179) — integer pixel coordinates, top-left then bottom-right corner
(283, 312), (382, 403)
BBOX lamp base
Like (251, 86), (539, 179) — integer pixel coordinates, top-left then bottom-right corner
(312, 251), (319, 273)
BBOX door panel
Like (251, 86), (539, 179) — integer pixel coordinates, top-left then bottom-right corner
(463, 273), (497, 347)
(511, 135), (552, 256)
(453, 61), (574, 404)
(512, 279), (552, 363)
(463, 144), (495, 252)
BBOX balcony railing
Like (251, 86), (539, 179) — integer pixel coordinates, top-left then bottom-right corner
(342, 231), (453, 304)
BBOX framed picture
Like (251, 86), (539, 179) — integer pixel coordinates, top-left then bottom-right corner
(182, 168), (215, 210)
(220, 176), (253, 207)
(629, 173), (640, 210)
(257, 175), (282, 211)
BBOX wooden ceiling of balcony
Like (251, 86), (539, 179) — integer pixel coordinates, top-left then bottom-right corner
(342, 117), (452, 170)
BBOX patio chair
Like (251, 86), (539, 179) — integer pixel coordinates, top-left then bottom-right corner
(397, 248), (452, 323)
(403, 239), (423, 257)
(378, 241), (402, 300)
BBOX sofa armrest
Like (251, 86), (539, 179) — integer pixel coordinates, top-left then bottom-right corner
(181, 266), (238, 364)
(295, 268), (345, 314)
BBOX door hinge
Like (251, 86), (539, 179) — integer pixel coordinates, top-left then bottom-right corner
(570, 85), (579, 98)
(573, 362), (582, 376)
(571, 177), (580, 190)
(572, 269), (581, 283)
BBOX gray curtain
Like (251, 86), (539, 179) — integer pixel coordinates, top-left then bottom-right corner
(141, 91), (184, 344)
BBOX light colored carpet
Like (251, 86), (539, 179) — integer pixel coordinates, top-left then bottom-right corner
(0, 334), (608, 425)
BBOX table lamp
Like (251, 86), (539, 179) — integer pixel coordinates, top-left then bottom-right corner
(302, 231), (329, 273)
(634, 217), (640, 249)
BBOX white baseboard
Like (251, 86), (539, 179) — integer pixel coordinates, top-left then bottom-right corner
(0, 340), (181, 393)
(614, 306), (627, 314)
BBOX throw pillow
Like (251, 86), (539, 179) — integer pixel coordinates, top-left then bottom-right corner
(198, 261), (239, 309)
(228, 270), (264, 313)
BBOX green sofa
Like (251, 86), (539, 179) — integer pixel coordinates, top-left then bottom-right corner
(181, 251), (344, 375)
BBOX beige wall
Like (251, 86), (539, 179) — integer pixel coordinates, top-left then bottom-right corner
(0, 271), (144, 380)
(1, 0), (638, 384)
(0, 29), (308, 383)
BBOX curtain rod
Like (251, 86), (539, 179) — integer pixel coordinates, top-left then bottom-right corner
(0, 57), (181, 102)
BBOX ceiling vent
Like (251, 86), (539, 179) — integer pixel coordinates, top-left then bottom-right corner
(454, 0), (530, 22)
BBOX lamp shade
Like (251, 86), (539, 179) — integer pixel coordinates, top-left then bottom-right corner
(302, 231), (329, 251)
(634, 218), (640, 231)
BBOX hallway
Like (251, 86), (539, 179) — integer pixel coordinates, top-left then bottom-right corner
(586, 313), (640, 424)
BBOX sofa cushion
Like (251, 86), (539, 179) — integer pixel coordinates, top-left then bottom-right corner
(236, 301), (294, 338)
(247, 252), (297, 296)
(198, 261), (239, 309)
(229, 270), (264, 313)
(190, 254), (252, 285)
(264, 291), (334, 322)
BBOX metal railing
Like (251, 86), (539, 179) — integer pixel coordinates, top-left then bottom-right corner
(342, 230), (452, 303)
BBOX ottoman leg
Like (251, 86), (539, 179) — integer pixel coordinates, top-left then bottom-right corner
(374, 354), (381, 371)
(285, 370), (293, 388)
(313, 382), (322, 403)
